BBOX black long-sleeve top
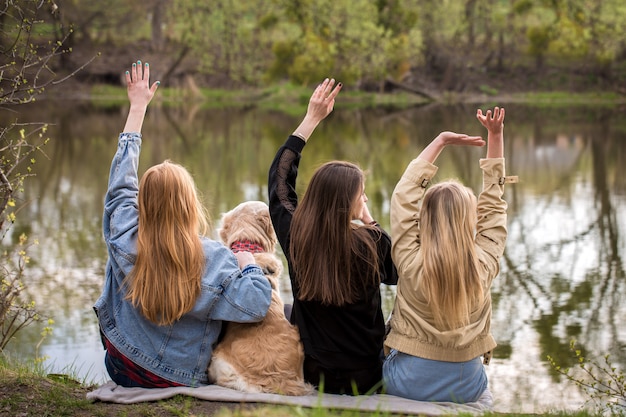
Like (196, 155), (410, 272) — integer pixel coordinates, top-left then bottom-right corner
(268, 135), (398, 372)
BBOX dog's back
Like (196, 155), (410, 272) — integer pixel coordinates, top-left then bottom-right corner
(208, 201), (313, 395)
(209, 291), (312, 395)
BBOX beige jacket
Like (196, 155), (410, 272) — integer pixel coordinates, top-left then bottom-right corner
(385, 157), (511, 362)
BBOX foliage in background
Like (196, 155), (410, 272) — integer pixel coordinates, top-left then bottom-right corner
(47, 0), (626, 89)
(549, 340), (626, 416)
(0, 0), (87, 352)
(0, 122), (48, 351)
(169, 0), (283, 85)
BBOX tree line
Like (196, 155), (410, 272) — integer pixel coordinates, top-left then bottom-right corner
(33, 0), (624, 92)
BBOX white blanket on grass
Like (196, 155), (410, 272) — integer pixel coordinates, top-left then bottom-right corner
(87, 381), (493, 416)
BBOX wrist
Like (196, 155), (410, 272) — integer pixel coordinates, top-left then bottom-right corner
(297, 115), (321, 135)
(128, 103), (148, 113)
(434, 133), (448, 147)
(302, 113), (322, 125)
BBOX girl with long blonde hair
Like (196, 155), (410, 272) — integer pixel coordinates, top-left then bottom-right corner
(95, 60), (272, 388)
(419, 180), (482, 330)
(268, 79), (398, 394)
(384, 108), (516, 406)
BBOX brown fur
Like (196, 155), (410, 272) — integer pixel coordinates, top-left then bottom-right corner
(208, 201), (313, 396)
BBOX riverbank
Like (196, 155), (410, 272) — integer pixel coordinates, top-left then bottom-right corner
(0, 359), (257, 417)
(0, 358), (597, 417)
(50, 77), (626, 112)
(46, 40), (626, 107)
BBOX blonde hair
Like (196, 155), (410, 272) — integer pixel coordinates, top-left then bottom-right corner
(290, 161), (381, 306)
(124, 160), (210, 326)
(419, 180), (483, 330)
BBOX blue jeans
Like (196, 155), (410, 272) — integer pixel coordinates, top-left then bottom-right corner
(383, 349), (488, 403)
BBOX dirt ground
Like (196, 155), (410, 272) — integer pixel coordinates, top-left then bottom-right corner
(0, 376), (261, 417)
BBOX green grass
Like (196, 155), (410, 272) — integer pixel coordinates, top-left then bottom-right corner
(517, 91), (623, 105)
(86, 79), (626, 113)
(0, 357), (94, 416)
(87, 82), (430, 114)
(0, 356), (607, 417)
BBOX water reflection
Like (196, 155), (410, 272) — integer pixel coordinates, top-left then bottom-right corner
(2, 101), (625, 413)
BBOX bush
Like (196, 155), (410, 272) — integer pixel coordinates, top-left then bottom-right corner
(549, 340), (626, 416)
(0, 0), (91, 353)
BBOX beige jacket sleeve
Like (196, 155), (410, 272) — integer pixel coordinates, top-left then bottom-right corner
(390, 158), (438, 276)
(475, 157), (509, 287)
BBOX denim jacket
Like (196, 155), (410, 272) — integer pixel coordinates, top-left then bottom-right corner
(94, 132), (272, 386)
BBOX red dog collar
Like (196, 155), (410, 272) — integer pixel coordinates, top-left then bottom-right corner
(230, 240), (265, 254)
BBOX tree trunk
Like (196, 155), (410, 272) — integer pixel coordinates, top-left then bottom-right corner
(151, 0), (166, 51)
(496, 30), (505, 71)
(384, 78), (437, 101)
(465, 0), (477, 48)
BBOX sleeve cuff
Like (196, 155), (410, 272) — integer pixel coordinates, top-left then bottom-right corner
(404, 158), (438, 188)
(285, 135), (307, 153)
(479, 158), (518, 185)
(241, 264), (263, 275)
(119, 132), (142, 142)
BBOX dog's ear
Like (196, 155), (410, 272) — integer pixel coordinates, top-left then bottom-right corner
(219, 212), (232, 244)
(259, 211), (277, 244)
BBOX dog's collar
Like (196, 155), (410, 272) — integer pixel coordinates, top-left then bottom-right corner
(231, 240), (265, 254)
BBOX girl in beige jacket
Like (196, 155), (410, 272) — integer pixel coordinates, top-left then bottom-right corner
(383, 107), (516, 405)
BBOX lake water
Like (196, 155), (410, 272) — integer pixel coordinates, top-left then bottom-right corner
(2, 99), (625, 414)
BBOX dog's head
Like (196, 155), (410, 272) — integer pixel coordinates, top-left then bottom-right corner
(219, 201), (283, 286)
(219, 201), (277, 253)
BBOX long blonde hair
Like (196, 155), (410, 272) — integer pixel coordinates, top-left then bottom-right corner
(290, 161), (381, 306)
(419, 180), (483, 330)
(124, 160), (210, 326)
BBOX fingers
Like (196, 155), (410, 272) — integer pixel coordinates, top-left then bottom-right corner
(496, 107), (505, 122)
(439, 131), (485, 147)
(457, 134), (486, 146)
(467, 136), (486, 146)
(476, 106), (505, 129)
(477, 107), (505, 120)
(143, 61), (149, 81)
(320, 78), (335, 95)
(328, 81), (342, 101)
(487, 107), (502, 121)
(133, 61), (142, 82)
(312, 78), (341, 101)
(126, 62), (136, 85)
(312, 79), (328, 99)
(150, 81), (160, 93)
(127, 60), (150, 84)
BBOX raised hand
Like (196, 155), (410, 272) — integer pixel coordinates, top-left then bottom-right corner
(437, 131), (485, 147)
(122, 60), (160, 133)
(476, 107), (505, 134)
(305, 78), (342, 125)
(292, 78), (343, 141)
(476, 107), (505, 159)
(416, 130), (484, 164)
(125, 60), (160, 109)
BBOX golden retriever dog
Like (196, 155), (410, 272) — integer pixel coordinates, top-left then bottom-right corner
(208, 200), (313, 396)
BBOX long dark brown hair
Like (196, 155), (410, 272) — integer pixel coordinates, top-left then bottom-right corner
(289, 161), (381, 305)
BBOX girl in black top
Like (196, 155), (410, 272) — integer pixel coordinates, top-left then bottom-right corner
(268, 78), (397, 394)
